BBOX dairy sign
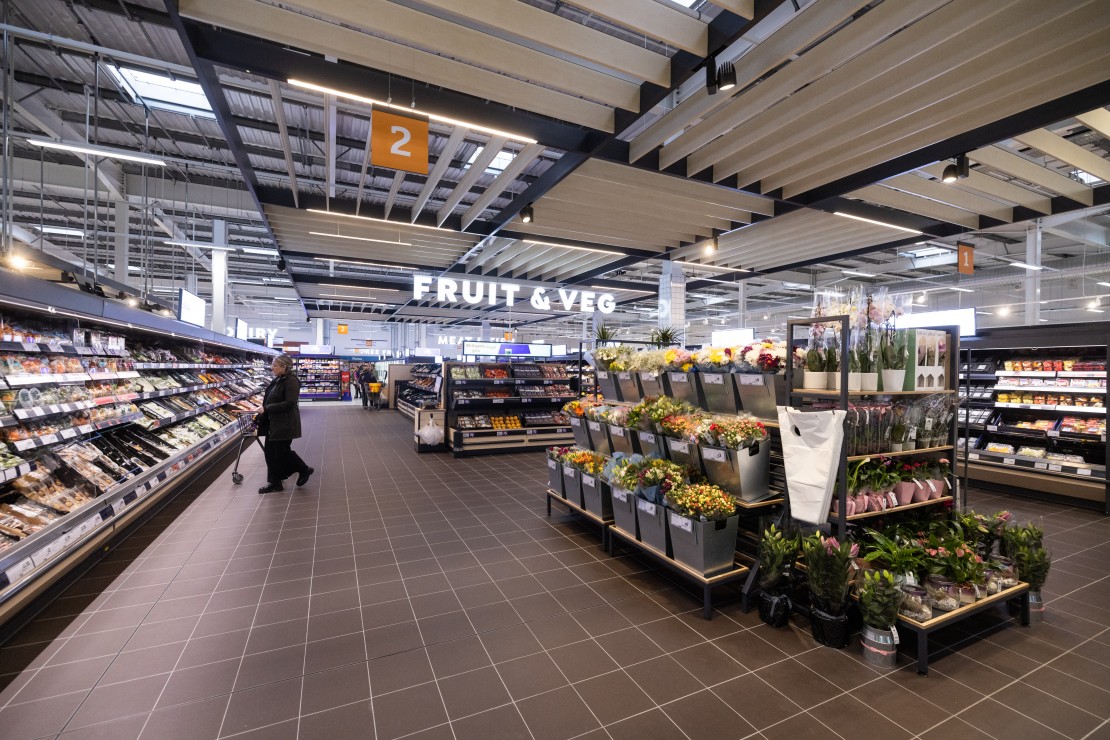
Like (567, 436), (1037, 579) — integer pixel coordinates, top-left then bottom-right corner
(413, 276), (616, 314)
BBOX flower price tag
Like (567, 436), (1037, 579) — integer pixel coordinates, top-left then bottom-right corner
(890, 626), (900, 645)
(612, 488), (629, 502)
(582, 475), (595, 489)
(610, 427), (625, 438)
(547, 459), (556, 470)
(587, 421), (601, 431)
(669, 512), (692, 532)
(617, 372), (631, 380)
(703, 373), (724, 385)
(636, 499), (656, 516)
(669, 440), (689, 454)
(701, 447), (726, 463)
(671, 373), (688, 383)
(639, 432), (655, 443)
(738, 375), (762, 386)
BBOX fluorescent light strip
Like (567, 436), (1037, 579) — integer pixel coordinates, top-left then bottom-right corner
(833, 212), (923, 235)
(287, 79), (537, 144)
(1098, 282), (1110, 288)
(841, 269), (875, 278)
(26, 137), (166, 166)
(525, 240), (623, 256)
(164, 241), (236, 251)
(313, 257), (413, 270)
(670, 260), (749, 273)
(319, 284), (402, 292)
(36, 225), (85, 237)
(240, 247), (280, 256)
(306, 208), (460, 235)
(948, 286), (974, 293)
(307, 231), (411, 247)
(590, 285), (655, 294)
(1010, 261), (1043, 271)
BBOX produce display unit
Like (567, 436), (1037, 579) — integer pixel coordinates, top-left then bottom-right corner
(393, 363), (444, 421)
(293, 355), (341, 400)
(784, 317), (962, 539)
(445, 361), (578, 456)
(0, 278), (274, 633)
(958, 322), (1110, 513)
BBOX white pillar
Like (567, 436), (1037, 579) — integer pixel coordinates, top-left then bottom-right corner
(480, 320), (491, 341)
(737, 281), (747, 328)
(659, 262), (686, 344)
(112, 201), (129, 283)
(1025, 222), (1041, 325)
(315, 318), (325, 345)
(209, 219), (228, 332)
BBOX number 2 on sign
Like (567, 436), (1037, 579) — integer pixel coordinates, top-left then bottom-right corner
(390, 126), (412, 157)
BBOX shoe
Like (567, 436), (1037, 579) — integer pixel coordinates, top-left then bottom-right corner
(258, 483), (283, 494)
(296, 467), (314, 487)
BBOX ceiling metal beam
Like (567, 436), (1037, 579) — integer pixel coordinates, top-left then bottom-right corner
(268, 81), (300, 208)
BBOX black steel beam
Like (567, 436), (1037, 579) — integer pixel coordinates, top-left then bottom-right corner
(287, 272), (410, 293)
(257, 188), (468, 234)
(282, 249), (442, 273)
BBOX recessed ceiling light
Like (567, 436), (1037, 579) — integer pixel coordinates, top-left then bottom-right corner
(308, 231), (411, 246)
(26, 137), (166, 166)
(842, 269), (875, 278)
(834, 212), (922, 235)
(526, 240), (623, 256)
(1010, 261), (1043, 271)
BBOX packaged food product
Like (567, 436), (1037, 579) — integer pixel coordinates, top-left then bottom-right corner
(986, 442), (1015, 454)
(1016, 446), (1046, 458)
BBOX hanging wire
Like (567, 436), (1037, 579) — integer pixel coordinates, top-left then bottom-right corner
(82, 83), (91, 279)
(92, 54), (101, 274)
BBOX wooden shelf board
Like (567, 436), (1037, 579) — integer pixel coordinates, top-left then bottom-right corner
(793, 389), (956, 397)
(545, 488), (613, 526)
(847, 445), (954, 461)
(608, 525), (750, 586)
(897, 582), (1030, 630)
(832, 496), (953, 522)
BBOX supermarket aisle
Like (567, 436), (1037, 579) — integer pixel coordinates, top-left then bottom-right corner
(0, 405), (1108, 740)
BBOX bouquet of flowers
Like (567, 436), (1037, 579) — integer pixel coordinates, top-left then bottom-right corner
(693, 346), (731, 372)
(627, 349), (667, 373)
(636, 458), (689, 503)
(665, 482), (737, 521)
(546, 446), (571, 461)
(604, 405), (630, 427)
(642, 396), (699, 429)
(593, 344), (633, 371)
(659, 413), (704, 441)
(699, 416), (768, 449)
(926, 540), (984, 586)
(663, 347), (695, 373)
(562, 397), (601, 418)
(562, 449), (606, 476)
(583, 404), (612, 423)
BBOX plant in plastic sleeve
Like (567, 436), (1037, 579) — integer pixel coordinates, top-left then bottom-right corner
(858, 569), (904, 630)
(665, 482), (737, 521)
(802, 533), (858, 616)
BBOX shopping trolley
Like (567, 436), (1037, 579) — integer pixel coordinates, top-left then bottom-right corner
(366, 382), (382, 410)
(230, 409), (264, 484)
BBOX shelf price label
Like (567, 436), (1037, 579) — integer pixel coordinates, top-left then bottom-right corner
(5, 557), (34, 585)
(669, 512), (692, 532)
(636, 499), (656, 516)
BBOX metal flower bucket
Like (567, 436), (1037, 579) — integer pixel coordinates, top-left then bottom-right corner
(700, 441), (771, 503)
(607, 424), (635, 456)
(611, 486), (638, 537)
(635, 497), (671, 556)
(668, 513), (739, 577)
(664, 437), (705, 476)
(696, 371), (739, 414)
(614, 371), (640, 401)
(734, 373), (786, 421)
(595, 370), (620, 401)
(662, 372), (701, 405)
(586, 419), (612, 456)
(562, 465), (582, 505)
(633, 430), (665, 458)
(581, 474), (613, 519)
(637, 371), (664, 397)
(547, 458), (564, 495)
(568, 416), (592, 449)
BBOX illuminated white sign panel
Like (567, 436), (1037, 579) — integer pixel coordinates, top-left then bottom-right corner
(177, 289), (206, 327)
(413, 276), (615, 314)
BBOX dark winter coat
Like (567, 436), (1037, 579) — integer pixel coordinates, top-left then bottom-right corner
(261, 372), (302, 441)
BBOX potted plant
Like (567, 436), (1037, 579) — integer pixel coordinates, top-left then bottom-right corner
(847, 342), (863, 392)
(927, 457), (950, 499)
(889, 405), (908, 452)
(880, 325), (907, 392)
(841, 457), (871, 517)
(858, 569), (903, 668)
(859, 321), (880, 392)
(594, 324), (618, 346)
(649, 326), (679, 349)
(981, 510), (1013, 559)
(803, 343), (826, 390)
(892, 462), (918, 505)
(1013, 543), (1051, 621)
(926, 539), (985, 606)
(861, 529), (925, 587)
(758, 525), (798, 627)
(825, 335), (841, 390)
(697, 416), (771, 502)
(802, 534), (858, 648)
(665, 482), (739, 576)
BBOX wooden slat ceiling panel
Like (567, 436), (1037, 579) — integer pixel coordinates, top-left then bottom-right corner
(630, 0), (873, 163)
(508, 223), (670, 252)
(527, 200), (710, 243)
(179, 0), (615, 131)
(969, 146), (1095, 205)
(1076, 108), (1110, 139)
(1013, 129), (1110, 185)
(514, 211), (696, 246)
(571, 0), (708, 55)
(543, 178), (742, 231)
(661, 0), (948, 171)
(879, 175), (1014, 222)
(769, 7), (1110, 196)
(850, 185), (981, 229)
(916, 164), (1053, 214)
(436, 136), (508, 226)
(718, 0), (1056, 186)
(460, 143), (546, 230)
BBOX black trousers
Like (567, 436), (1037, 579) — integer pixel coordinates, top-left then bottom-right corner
(263, 437), (309, 485)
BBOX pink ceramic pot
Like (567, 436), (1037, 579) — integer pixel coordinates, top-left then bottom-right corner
(912, 481), (931, 503)
(894, 482), (915, 506)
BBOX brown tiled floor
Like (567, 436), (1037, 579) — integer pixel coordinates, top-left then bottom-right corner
(1, 404), (1108, 739)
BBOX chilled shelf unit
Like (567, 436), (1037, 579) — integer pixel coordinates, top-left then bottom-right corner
(293, 355), (341, 400)
(0, 295), (273, 630)
(445, 362), (578, 456)
(959, 322), (1110, 512)
(394, 363), (444, 421)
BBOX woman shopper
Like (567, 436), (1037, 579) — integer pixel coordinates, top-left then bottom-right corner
(256, 354), (314, 494)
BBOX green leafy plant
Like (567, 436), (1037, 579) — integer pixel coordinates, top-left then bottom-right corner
(805, 346), (825, 372)
(1012, 544), (1051, 591)
(802, 534), (858, 616)
(861, 529), (925, 578)
(825, 342), (839, 373)
(880, 327), (907, 370)
(649, 326), (679, 348)
(594, 325), (618, 345)
(758, 525), (799, 594)
(847, 457), (871, 496)
(858, 569), (903, 630)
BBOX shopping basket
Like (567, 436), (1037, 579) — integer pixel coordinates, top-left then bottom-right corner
(230, 409), (264, 484)
(366, 382), (382, 410)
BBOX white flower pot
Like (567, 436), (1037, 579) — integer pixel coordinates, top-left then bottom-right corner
(802, 370), (827, 390)
(847, 372), (862, 392)
(860, 372), (878, 392)
(828, 372), (840, 390)
(881, 369), (906, 393)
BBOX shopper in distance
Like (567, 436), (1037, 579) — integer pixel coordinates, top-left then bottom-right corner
(256, 354), (314, 494)
(360, 363), (378, 409)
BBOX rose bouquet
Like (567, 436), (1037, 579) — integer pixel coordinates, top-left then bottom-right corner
(665, 482), (737, 521)
(704, 417), (769, 449)
(663, 347), (695, 372)
(693, 346), (731, 372)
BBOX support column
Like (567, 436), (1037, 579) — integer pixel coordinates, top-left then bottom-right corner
(112, 201), (129, 283)
(209, 219), (228, 332)
(659, 262), (686, 344)
(480, 320), (491, 341)
(1025, 222), (1042, 325)
(315, 318), (325, 345)
(737, 281), (747, 329)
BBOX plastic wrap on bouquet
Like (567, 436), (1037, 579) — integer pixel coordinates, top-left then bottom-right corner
(662, 372), (701, 406)
(776, 406), (848, 524)
(696, 372), (739, 414)
(614, 371), (640, 401)
(568, 416), (592, 449)
(586, 419), (612, 456)
(637, 371), (664, 397)
(700, 441), (771, 503)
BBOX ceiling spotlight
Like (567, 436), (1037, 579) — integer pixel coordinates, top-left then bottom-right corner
(277, 257), (287, 272)
(762, 314), (770, 320)
(520, 204), (534, 224)
(997, 306), (1011, 317)
(126, 297), (138, 307)
(8, 255), (29, 270)
(717, 62), (736, 91)
(916, 292), (927, 304)
(704, 236), (718, 255)
(941, 154), (970, 183)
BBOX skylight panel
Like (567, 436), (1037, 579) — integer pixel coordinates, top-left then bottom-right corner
(109, 67), (214, 119)
(466, 147), (516, 175)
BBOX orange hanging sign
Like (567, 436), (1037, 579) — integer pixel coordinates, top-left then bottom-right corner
(337, 323), (349, 335)
(371, 109), (429, 174)
(957, 242), (974, 275)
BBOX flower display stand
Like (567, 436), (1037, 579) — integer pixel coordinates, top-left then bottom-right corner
(696, 371), (739, 414)
(637, 371), (664, 396)
(734, 373), (786, 420)
(546, 486), (613, 552)
(662, 371), (701, 405)
(614, 371), (641, 401)
(547, 458), (564, 496)
(586, 419), (612, 456)
(607, 424), (635, 456)
(568, 417), (592, 449)
(700, 442), (771, 503)
(668, 512), (739, 577)
(633, 429), (665, 458)
(595, 370), (620, 401)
